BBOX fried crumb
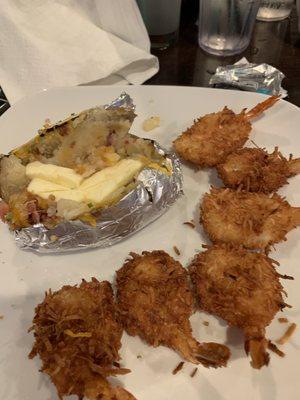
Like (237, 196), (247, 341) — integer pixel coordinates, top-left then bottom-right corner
(277, 273), (294, 280)
(173, 246), (180, 256)
(276, 323), (297, 345)
(137, 355), (142, 359)
(278, 317), (289, 323)
(190, 367), (198, 378)
(142, 116), (160, 132)
(183, 221), (195, 229)
(0, 315), (3, 320)
(202, 321), (209, 326)
(172, 361), (184, 375)
(268, 341), (285, 357)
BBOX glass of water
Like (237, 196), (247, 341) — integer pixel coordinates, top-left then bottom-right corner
(198, 0), (261, 56)
(257, 0), (294, 21)
(137, 0), (182, 50)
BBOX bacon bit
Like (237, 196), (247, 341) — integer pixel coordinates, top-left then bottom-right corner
(276, 323), (297, 345)
(172, 361), (184, 375)
(203, 321), (209, 326)
(268, 341), (285, 357)
(64, 329), (92, 338)
(173, 246), (180, 256)
(278, 317), (289, 323)
(190, 367), (198, 378)
(183, 221), (195, 229)
(107, 131), (115, 146)
(26, 200), (40, 224)
(0, 201), (9, 221)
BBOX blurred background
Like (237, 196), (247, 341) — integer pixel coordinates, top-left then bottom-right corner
(0, 0), (300, 115)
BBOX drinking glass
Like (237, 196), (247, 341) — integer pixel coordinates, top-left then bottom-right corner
(198, 0), (261, 56)
(256, 0), (294, 21)
(137, 0), (182, 50)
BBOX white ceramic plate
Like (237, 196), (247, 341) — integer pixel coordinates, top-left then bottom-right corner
(0, 86), (299, 400)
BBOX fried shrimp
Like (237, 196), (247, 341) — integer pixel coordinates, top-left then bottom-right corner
(116, 250), (230, 368)
(201, 187), (300, 250)
(29, 279), (136, 400)
(217, 147), (300, 193)
(189, 245), (286, 369)
(173, 96), (279, 167)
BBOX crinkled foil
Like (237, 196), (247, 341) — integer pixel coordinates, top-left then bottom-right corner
(209, 58), (287, 97)
(14, 93), (183, 253)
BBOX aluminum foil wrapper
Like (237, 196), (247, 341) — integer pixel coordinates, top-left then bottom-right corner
(14, 93), (183, 253)
(209, 58), (287, 97)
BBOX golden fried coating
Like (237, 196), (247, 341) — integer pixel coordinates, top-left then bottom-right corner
(217, 147), (300, 193)
(173, 96), (279, 167)
(201, 187), (300, 250)
(29, 278), (135, 400)
(116, 250), (230, 368)
(189, 245), (286, 369)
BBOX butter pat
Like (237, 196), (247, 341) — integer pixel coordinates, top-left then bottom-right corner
(28, 178), (85, 202)
(27, 158), (143, 208)
(81, 159), (143, 190)
(26, 161), (83, 188)
(81, 158), (143, 206)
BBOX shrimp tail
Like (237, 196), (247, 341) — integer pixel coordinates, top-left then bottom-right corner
(245, 95), (280, 121)
(245, 337), (270, 369)
(171, 332), (230, 367)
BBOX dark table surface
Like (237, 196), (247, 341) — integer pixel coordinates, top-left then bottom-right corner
(146, 4), (300, 107)
(0, 4), (299, 116)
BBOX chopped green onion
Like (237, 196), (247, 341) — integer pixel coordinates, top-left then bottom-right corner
(5, 212), (12, 221)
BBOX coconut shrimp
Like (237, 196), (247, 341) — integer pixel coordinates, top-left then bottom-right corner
(174, 96), (279, 167)
(217, 147), (300, 193)
(189, 245), (287, 369)
(200, 187), (300, 250)
(116, 250), (230, 368)
(29, 279), (136, 400)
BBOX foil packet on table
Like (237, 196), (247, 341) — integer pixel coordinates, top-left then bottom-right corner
(9, 93), (183, 253)
(209, 58), (287, 97)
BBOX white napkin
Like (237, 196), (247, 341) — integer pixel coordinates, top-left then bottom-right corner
(0, 0), (159, 104)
